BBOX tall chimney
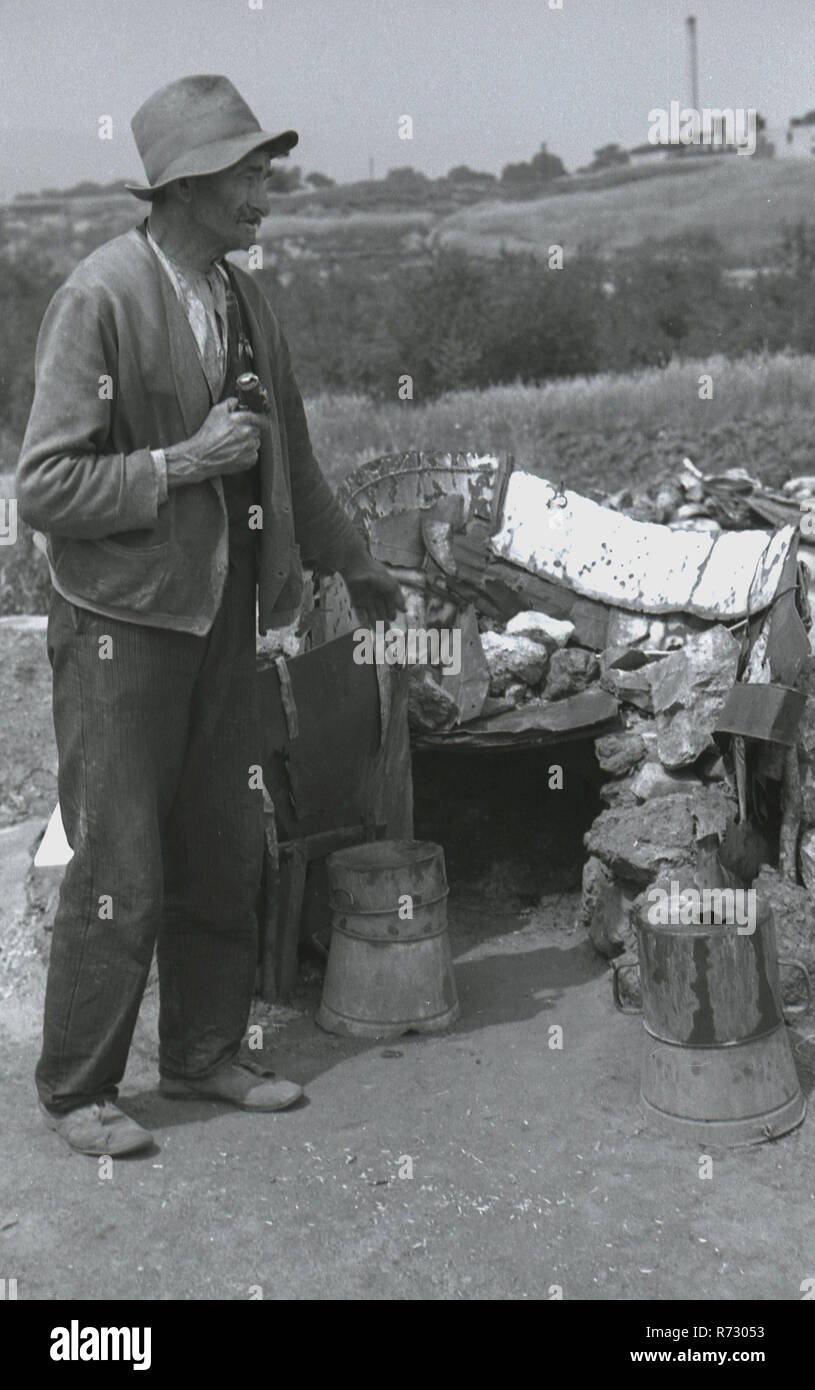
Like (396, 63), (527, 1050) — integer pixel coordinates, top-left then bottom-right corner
(686, 15), (699, 110)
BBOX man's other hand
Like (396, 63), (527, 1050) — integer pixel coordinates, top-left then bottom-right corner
(343, 554), (406, 626)
(165, 397), (269, 488)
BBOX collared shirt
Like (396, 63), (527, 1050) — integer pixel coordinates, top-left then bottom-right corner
(145, 223), (229, 399)
(145, 223), (235, 487)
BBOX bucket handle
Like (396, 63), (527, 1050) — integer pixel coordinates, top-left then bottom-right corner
(778, 958), (813, 1020)
(611, 959), (641, 1013)
(612, 956), (811, 1018)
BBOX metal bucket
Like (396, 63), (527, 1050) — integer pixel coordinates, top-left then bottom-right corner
(316, 840), (459, 1038)
(613, 892), (810, 1145)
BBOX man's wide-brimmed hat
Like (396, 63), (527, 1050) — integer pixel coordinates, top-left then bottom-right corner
(126, 74), (298, 199)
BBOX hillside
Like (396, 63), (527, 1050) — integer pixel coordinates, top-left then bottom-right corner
(0, 193), (440, 280)
(434, 158), (815, 265)
(5, 157), (815, 279)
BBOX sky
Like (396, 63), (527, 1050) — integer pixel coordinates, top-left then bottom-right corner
(0, 0), (813, 199)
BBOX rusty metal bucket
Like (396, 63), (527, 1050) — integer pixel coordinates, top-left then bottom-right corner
(613, 891), (810, 1146)
(316, 840), (459, 1038)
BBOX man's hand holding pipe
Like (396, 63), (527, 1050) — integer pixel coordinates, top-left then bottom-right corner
(164, 396), (269, 488)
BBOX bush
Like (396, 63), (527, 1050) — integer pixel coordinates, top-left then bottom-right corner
(384, 249), (601, 396)
(4, 218), (815, 456)
(256, 261), (402, 396)
(595, 232), (729, 370)
(0, 253), (63, 444)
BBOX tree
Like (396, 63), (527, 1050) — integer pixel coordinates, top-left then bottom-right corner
(500, 142), (566, 189)
(305, 171), (335, 188)
(265, 163), (302, 193)
(446, 164), (497, 184)
(586, 143), (630, 172)
(385, 166), (430, 191)
(779, 220), (815, 277)
(528, 143), (566, 181)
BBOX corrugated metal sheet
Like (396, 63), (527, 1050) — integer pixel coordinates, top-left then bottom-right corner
(491, 474), (796, 620)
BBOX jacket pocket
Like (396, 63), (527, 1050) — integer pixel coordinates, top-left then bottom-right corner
(53, 536), (172, 612)
(95, 535), (170, 558)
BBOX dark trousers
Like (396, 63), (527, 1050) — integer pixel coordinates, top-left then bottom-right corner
(36, 543), (264, 1113)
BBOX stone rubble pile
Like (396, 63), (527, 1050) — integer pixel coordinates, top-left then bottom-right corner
(603, 459), (815, 642)
(405, 602), (603, 734)
(603, 458), (813, 534)
(324, 451), (815, 989)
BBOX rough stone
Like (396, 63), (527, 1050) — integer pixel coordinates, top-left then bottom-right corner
(504, 682), (527, 706)
(784, 475), (815, 497)
(482, 559), (609, 650)
(577, 855), (637, 957)
(408, 667), (459, 732)
(638, 725), (660, 761)
(479, 631), (548, 695)
(654, 482), (685, 522)
(599, 776), (639, 809)
(679, 469), (705, 502)
(542, 648), (599, 701)
(654, 710), (713, 768)
(584, 794), (696, 884)
(505, 610), (574, 650)
(606, 609), (650, 649)
(599, 646), (664, 712)
(594, 730), (647, 778)
(691, 784), (736, 843)
(647, 625), (741, 768)
(648, 624), (740, 715)
(586, 785), (732, 879)
(631, 762), (703, 802)
(570, 599), (610, 653)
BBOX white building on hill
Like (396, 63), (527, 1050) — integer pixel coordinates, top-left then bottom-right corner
(628, 112), (815, 165)
(627, 141), (740, 169)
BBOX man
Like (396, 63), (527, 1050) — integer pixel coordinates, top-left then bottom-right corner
(16, 75), (403, 1157)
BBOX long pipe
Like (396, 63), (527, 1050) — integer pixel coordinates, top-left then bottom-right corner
(686, 15), (699, 111)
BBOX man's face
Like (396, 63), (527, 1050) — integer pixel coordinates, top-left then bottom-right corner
(186, 149), (272, 254)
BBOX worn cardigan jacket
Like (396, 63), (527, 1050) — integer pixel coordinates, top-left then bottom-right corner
(15, 222), (363, 634)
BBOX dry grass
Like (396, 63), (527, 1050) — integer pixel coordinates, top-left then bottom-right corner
(305, 352), (815, 482)
(4, 353), (813, 490)
(4, 351), (815, 616)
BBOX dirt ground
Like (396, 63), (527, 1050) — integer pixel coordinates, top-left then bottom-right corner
(1, 617), (814, 1302)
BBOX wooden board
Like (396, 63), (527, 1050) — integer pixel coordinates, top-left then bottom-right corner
(414, 687), (620, 750)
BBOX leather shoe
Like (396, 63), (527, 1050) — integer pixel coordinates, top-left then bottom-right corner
(40, 1100), (153, 1156)
(159, 1061), (303, 1111)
